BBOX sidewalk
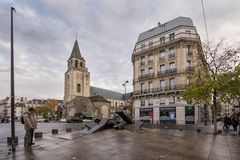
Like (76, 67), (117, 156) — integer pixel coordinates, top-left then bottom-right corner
(143, 124), (216, 134)
(0, 128), (239, 160)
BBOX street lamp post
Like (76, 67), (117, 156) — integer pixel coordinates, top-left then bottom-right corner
(122, 80), (129, 104)
(122, 80), (129, 95)
(10, 7), (16, 152)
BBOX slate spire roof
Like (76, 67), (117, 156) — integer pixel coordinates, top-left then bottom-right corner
(68, 40), (85, 61)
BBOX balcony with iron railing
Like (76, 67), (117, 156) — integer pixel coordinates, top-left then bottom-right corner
(168, 53), (176, 60)
(133, 84), (188, 95)
(133, 32), (199, 54)
(148, 60), (154, 65)
(140, 61), (145, 66)
(159, 57), (165, 63)
(158, 70), (166, 76)
(187, 51), (193, 55)
(157, 68), (177, 77)
(168, 68), (177, 74)
(138, 73), (155, 80)
(186, 66), (194, 72)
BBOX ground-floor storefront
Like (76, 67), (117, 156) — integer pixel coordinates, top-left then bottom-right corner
(135, 105), (198, 125)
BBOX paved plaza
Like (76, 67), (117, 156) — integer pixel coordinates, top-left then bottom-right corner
(0, 124), (239, 160)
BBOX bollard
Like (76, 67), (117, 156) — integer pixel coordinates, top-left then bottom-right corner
(7, 137), (18, 145)
(196, 129), (201, 133)
(66, 127), (72, 132)
(217, 130), (222, 134)
(52, 129), (58, 134)
(35, 132), (43, 139)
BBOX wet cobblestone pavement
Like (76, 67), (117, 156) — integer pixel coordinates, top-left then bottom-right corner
(0, 128), (239, 160)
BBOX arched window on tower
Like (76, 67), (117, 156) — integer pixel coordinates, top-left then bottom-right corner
(80, 62), (83, 67)
(75, 60), (78, 68)
(77, 84), (81, 92)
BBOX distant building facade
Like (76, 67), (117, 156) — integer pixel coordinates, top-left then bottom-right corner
(220, 100), (240, 117)
(132, 17), (204, 124)
(0, 96), (27, 120)
(25, 99), (63, 111)
(25, 99), (48, 109)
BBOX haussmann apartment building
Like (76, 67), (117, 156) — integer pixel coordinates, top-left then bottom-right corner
(132, 16), (204, 125)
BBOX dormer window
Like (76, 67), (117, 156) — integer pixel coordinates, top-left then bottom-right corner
(141, 44), (145, 51)
(169, 33), (175, 41)
(149, 41), (153, 48)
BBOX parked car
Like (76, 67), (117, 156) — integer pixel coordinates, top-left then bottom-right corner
(59, 118), (67, 123)
(217, 116), (223, 122)
(1, 117), (10, 123)
(67, 117), (83, 123)
(82, 116), (93, 123)
(37, 118), (49, 123)
(140, 116), (152, 123)
(83, 119), (92, 123)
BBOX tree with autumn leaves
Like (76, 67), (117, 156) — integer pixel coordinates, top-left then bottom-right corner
(182, 39), (240, 134)
(35, 99), (57, 118)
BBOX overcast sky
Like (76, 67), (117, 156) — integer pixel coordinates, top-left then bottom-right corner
(0, 0), (240, 100)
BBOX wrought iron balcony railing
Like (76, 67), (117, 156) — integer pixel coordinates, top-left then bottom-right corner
(186, 66), (194, 72)
(159, 57), (165, 62)
(133, 84), (188, 95)
(133, 32), (200, 54)
(138, 73), (155, 80)
(157, 68), (177, 77)
(140, 61), (145, 66)
(148, 60), (154, 65)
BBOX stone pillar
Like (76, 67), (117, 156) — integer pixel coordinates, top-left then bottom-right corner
(153, 107), (159, 124)
(176, 106), (185, 125)
(195, 106), (199, 125)
(134, 108), (140, 121)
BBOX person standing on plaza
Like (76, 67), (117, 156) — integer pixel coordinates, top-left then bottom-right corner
(23, 107), (37, 146)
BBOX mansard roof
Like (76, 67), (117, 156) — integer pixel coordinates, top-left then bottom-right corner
(137, 16), (195, 43)
(68, 40), (85, 62)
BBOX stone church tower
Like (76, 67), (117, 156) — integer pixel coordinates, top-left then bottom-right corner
(64, 40), (90, 103)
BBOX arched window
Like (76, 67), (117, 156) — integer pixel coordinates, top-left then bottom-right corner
(77, 84), (81, 92)
(80, 62), (83, 67)
(75, 60), (78, 68)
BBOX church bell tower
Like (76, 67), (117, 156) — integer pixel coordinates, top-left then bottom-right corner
(64, 40), (90, 103)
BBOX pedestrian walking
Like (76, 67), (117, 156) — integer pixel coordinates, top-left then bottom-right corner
(231, 115), (238, 132)
(22, 107), (37, 146)
(223, 115), (230, 130)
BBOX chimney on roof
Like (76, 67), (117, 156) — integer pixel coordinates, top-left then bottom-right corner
(158, 22), (161, 26)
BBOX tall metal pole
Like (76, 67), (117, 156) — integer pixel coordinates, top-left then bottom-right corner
(122, 80), (128, 105)
(124, 84), (126, 95)
(10, 7), (16, 152)
(200, 0), (209, 44)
